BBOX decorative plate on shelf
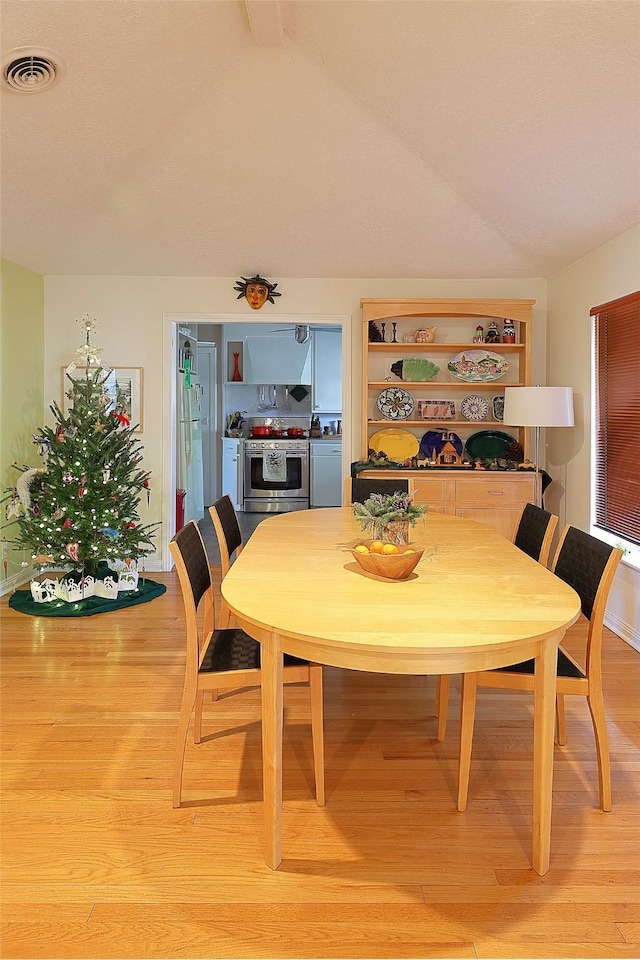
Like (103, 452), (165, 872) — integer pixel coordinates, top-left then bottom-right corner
(460, 394), (489, 421)
(492, 395), (505, 421)
(376, 386), (415, 420)
(416, 399), (456, 420)
(419, 429), (464, 461)
(464, 430), (516, 462)
(447, 349), (509, 382)
(368, 428), (419, 462)
(390, 358), (440, 381)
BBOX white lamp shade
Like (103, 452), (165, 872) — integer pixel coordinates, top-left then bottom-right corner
(503, 386), (574, 428)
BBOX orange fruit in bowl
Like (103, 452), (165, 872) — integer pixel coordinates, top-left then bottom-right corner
(369, 540), (385, 554)
(382, 543), (400, 555)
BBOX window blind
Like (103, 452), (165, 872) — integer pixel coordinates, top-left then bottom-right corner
(590, 291), (640, 546)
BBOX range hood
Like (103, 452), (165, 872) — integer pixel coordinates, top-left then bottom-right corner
(244, 335), (311, 385)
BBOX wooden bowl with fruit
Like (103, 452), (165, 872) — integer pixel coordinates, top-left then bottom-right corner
(350, 539), (424, 581)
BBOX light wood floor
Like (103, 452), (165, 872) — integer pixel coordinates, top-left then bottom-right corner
(1, 569), (639, 960)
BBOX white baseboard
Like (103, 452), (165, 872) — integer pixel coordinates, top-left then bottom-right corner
(0, 566), (34, 598)
(605, 610), (640, 652)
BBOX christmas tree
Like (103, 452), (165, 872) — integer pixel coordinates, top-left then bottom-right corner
(4, 318), (159, 578)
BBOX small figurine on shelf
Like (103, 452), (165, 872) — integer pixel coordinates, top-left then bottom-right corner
(502, 318), (516, 343)
(368, 321), (384, 342)
(391, 322), (398, 343)
(485, 321), (501, 344)
(473, 325), (485, 343)
(414, 326), (437, 343)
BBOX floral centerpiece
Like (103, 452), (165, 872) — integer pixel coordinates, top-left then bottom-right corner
(352, 490), (427, 544)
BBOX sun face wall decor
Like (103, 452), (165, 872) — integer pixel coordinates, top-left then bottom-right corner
(233, 274), (282, 310)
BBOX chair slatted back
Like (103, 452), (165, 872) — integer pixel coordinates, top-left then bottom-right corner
(514, 502), (558, 566)
(551, 525), (623, 677)
(210, 495), (243, 577)
(351, 478), (409, 503)
(169, 521), (215, 670)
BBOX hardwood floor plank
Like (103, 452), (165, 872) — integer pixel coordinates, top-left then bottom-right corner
(2, 569), (639, 960)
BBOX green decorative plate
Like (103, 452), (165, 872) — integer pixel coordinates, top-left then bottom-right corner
(464, 430), (516, 461)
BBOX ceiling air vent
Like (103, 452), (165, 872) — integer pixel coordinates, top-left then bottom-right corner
(2, 47), (66, 93)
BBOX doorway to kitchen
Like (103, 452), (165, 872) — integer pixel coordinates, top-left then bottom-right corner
(162, 313), (351, 570)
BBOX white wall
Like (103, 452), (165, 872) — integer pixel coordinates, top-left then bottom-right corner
(43, 275), (547, 567)
(547, 224), (640, 649)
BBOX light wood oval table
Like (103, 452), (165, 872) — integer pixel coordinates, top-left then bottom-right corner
(222, 508), (581, 875)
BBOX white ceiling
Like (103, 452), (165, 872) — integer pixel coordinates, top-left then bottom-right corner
(1, 0), (639, 279)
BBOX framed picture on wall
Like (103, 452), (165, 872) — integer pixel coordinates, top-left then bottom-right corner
(61, 366), (144, 432)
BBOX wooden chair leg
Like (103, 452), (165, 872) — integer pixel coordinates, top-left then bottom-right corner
(309, 664), (325, 806)
(218, 600), (232, 629)
(587, 688), (612, 812)
(457, 673), (478, 812)
(194, 690), (205, 744)
(436, 675), (451, 741)
(556, 693), (566, 745)
(173, 689), (195, 808)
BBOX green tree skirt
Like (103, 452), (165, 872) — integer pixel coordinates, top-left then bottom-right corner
(9, 578), (166, 617)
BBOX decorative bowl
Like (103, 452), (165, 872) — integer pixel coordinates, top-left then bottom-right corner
(349, 540), (424, 581)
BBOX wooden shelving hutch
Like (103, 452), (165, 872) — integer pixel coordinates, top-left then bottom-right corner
(359, 297), (540, 541)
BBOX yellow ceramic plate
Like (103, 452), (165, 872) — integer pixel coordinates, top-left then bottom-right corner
(369, 428), (419, 462)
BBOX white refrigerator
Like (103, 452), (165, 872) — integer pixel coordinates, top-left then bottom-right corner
(177, 371), (205, 525)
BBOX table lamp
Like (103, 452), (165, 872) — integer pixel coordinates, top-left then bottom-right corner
(503, 386), (574, 506)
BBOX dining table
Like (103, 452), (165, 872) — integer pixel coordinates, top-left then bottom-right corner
(221, 507), (581, 876)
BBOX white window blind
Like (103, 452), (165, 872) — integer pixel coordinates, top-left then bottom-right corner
(590, 291), (640, 547)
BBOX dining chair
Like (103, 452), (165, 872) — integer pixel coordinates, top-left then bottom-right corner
(435, 501), (559, 740)
(169, 520), (325, 809)
(456, 525), (623, 812)
(513, 502), (559, 568)
(209, 494), (244, 627)
(349, 477), (409, 503)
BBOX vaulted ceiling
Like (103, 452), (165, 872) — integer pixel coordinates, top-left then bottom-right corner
(1, 0), (639, 279)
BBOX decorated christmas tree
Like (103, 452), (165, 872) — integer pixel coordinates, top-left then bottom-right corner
(4, 318), (159, 582)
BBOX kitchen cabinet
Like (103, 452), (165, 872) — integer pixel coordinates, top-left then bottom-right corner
(310, 441), (343, 508)
(359, 297), (537, 540)
(312, 330), (342, 412)
(221, 438), (242, 511)
(244, 336), (311, 385)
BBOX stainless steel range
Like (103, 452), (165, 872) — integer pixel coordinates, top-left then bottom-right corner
(243, 436), (309, 513)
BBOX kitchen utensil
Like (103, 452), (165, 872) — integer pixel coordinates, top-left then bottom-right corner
(287, 427), (304, 437)
(282, 386), (291, 411)
(257, 386), (269, 411)
(251, 425), (273, 437)
(271, 385), (278, 409)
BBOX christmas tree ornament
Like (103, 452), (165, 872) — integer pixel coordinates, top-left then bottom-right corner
(65, 542), (80, 562)
(5, 494), (22, 520)
(16, 468), (45, 511)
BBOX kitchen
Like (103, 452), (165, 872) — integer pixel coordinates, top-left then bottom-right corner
(176, 321), (343, 529)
